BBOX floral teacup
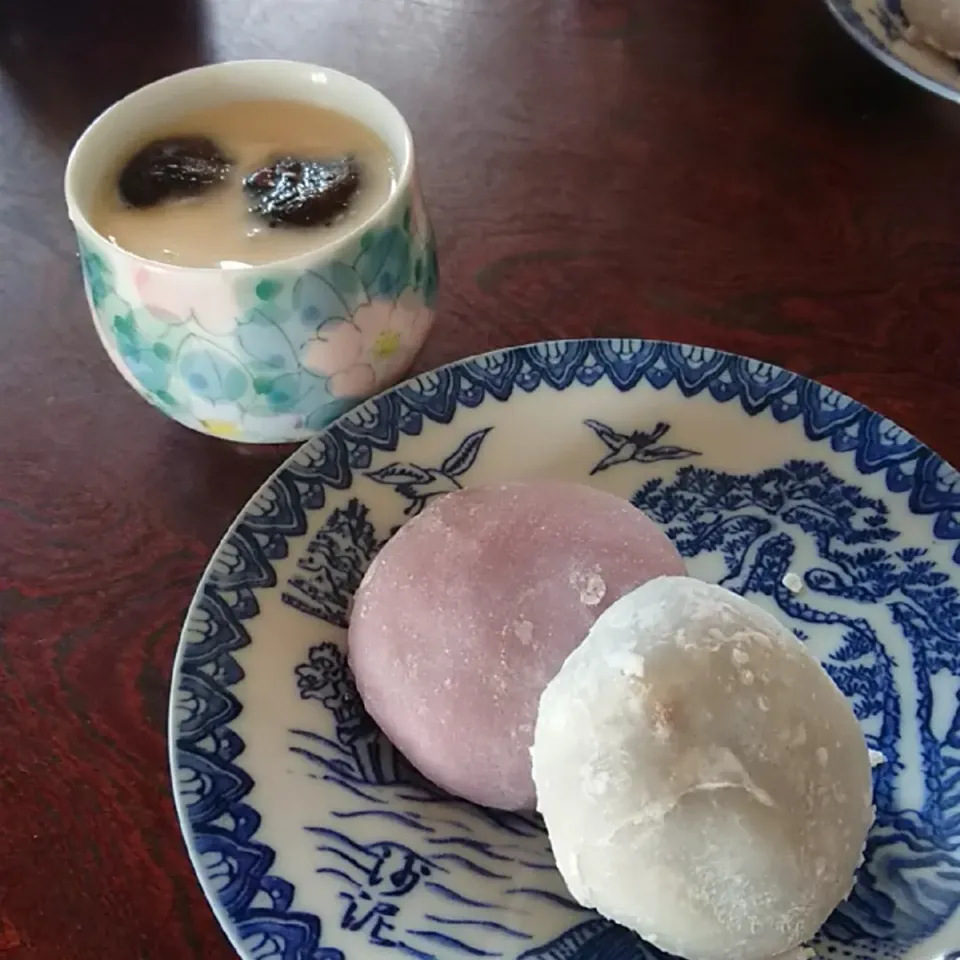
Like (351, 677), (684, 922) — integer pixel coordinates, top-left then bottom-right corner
(64, 60), (438, 443)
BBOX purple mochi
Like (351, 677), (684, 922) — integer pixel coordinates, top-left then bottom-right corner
(348, 480), (686, 811)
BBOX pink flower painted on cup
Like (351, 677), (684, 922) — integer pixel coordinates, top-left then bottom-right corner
(134, 267), (240, 335)
(302, 290), (432, 398)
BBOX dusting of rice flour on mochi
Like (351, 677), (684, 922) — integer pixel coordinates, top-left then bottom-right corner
(532, 576), (875, 960)
(347, 480), (685, 810)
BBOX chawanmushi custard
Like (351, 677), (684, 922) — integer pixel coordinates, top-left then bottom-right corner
(89, 98), (396, 268)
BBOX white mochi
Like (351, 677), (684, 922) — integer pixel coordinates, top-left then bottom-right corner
(903, 0), (960, 55)
(531, 576), (874, 960)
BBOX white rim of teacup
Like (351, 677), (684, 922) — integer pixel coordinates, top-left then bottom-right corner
(64, 60), (415, 274)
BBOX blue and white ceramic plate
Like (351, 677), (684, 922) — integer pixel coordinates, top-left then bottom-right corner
(170, 339), (960, 960)
(826, 0), (960, 101)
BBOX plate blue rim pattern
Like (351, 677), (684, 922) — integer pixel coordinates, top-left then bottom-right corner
(169, 338), (960, 960)
(825, 0), (960, 102)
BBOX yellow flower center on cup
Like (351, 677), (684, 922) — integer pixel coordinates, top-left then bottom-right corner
(201, 419), (244, 439)
(372, 330), (401, 359)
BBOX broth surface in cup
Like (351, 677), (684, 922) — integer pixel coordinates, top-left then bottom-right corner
(89, 98), (397, 268)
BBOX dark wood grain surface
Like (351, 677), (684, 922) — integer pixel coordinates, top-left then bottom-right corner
(1, 0), (959, 955)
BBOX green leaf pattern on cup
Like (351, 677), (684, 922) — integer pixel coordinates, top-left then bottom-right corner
(75, 185), (437, 443)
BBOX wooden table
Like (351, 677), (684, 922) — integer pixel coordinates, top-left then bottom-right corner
(1, 0), (959, 956)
